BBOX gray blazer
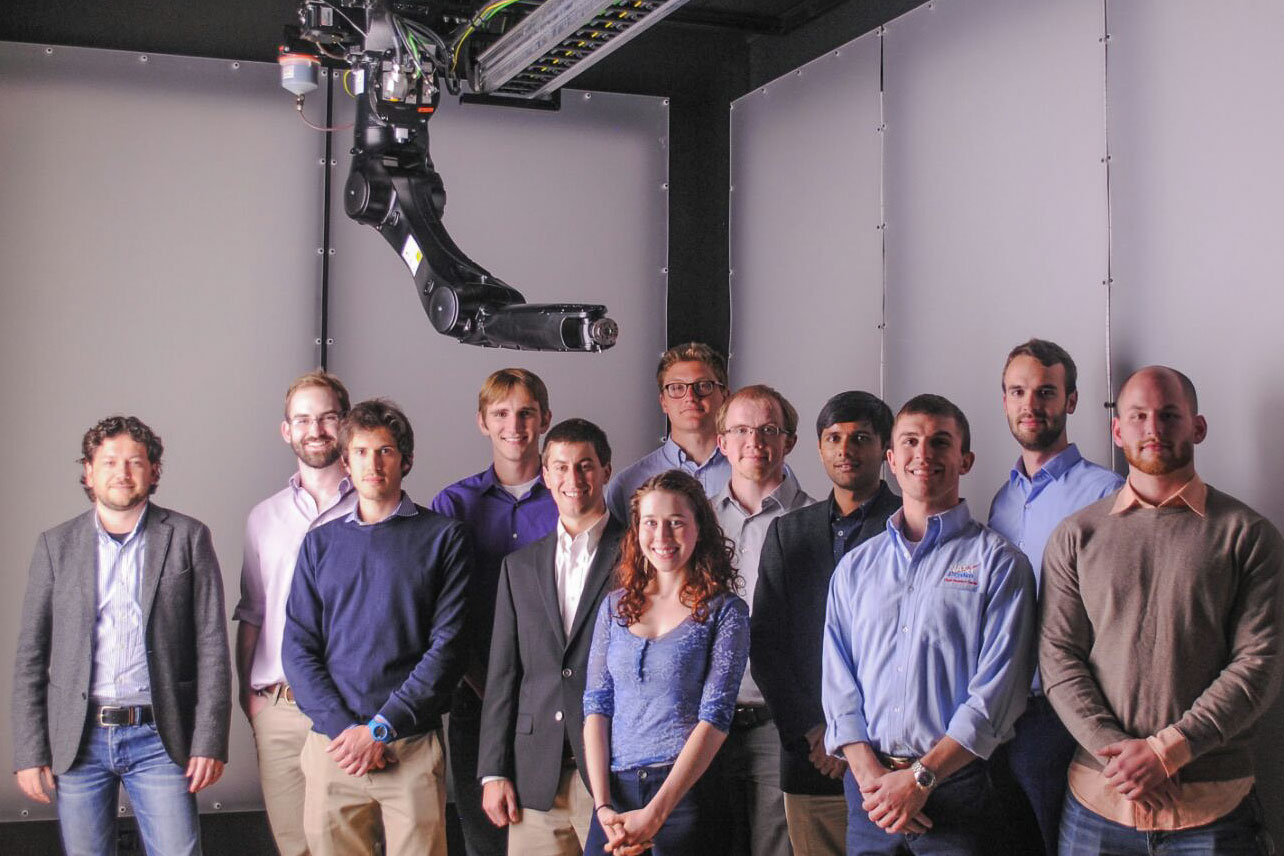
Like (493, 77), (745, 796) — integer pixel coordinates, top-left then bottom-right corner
(478, 516), (624, 811)
(12, 504), (232, 774)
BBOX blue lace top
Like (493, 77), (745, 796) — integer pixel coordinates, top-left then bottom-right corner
(583, 589), (750, 770)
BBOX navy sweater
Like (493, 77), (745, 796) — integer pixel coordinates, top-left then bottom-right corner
(284, 503), (471, 739)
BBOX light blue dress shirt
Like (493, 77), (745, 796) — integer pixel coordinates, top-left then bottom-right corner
(606, 437), (731, 523)
(91, 505), (151, 705)
(822, 501), (1036, 761)
(987, 443), (1123, 590)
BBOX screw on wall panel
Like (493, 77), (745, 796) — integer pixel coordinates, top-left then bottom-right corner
(584, 92), (592, 99)
(327, 338), (335, 345)
(328, 248), (336, 255)
(119, 805), (127, 814)
(212, 802), (223, 810)
(1103, 400), (1116, 410)
(761, 88), (768, 95)
(729, 185), (735, 192)
(44, 47), (53, 55)
(662, 98), (670, 106)
(796, 70), (803, 76)
(660, 182), (668, 190)
(139, 55), (149, 63)
(316, 338), (323, 345)
(231, 62), (241, 70)
(661, 267), (669, 274)
(835, 50), (842, 57)
(330, 159), (337, 166)
(1101, 34), (1111, 42)
(317, 248), (324, 254)
(20, 809), (29, 817)
(319, 158), (327, 165)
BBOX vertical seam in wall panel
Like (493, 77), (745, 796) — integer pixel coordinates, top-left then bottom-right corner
(878, 26), (887, 402)
(318, 73), (335, 371)
(1101, 0), (1116, 469)
(726, 100), (736, 376)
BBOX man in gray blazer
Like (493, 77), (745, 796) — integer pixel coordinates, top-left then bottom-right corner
(13, 415), (231, 856)
(479, 418), (624, 855)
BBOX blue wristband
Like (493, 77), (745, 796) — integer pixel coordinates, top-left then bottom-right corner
(367, 716), (393, 743)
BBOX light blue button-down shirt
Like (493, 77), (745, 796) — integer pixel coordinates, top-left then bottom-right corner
(91, 505), (152, 705)
(606, 437), (731, 523)
(987, 443), (1122, 590)
(822, 501), (1036, 761)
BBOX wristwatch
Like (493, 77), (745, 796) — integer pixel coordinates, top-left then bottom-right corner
(910, 759), (937, 791)
(367, 717), (392, 744)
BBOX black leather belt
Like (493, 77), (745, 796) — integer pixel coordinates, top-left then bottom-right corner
(257, 682), (296, 704)
(94, 705), (154, 727)
(875, 750), (917, 771)
(731, 705), (773, 731)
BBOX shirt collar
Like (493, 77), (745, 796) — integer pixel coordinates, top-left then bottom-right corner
(829, 482), (886, 524)
(480, 465), (546, 501)
(345, 491), (419, 525)
(289, 472), (354, 502)
(715, 468), (804, 517)
(94, 502), (149, 545)
(1009, 443), (1083, 486)
(663, 436), (725, 470)
(556, 510), (610, 553)
(886, 500), (974, 553)
(1111, 474), (1207, 517)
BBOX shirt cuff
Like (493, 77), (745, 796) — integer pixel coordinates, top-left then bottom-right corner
(1145, 727), (1190, 777)
(480, 776), (508, 786)
(824, 713), (870, 757)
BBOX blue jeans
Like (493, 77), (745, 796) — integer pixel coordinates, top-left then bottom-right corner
(1059, 790), (1275, 856)
(584, 764), (711, 855)
(844, 761), (996, 855)
(56, 722), (201, 856)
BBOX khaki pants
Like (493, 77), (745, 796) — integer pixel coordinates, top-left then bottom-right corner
(507, 766), (593, 856)
(783, 792), (846, 856)
(301, 728), (447, 856)
(248, 687), (313, 856)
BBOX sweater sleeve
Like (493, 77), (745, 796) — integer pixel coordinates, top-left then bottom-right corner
(1170, 516), (1284, 762)
(1039, 519), (1131, 754)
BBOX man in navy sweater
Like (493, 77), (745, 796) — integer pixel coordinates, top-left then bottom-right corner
(285, 399), (471, 856)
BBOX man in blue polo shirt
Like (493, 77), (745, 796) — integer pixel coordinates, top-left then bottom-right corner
(432, 368), (559, 855)
(285, 399), (470, 856)
(988, 339), (1123, 855)
(823, 394), (1037, 855)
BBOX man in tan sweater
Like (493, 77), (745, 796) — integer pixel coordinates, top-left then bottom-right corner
(1040, 365), (1283, 854)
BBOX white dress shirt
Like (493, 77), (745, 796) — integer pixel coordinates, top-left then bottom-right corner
(555, 512), (610, 636)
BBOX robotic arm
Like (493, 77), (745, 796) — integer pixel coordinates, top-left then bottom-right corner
(286, 0), (618, 351)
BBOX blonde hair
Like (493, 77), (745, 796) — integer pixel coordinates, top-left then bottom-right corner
(716, 384), (798, 436)
(477, 368), (550, 415)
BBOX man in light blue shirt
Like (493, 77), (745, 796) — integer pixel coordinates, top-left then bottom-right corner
(987, 339), (1123, 855)
(823, 394), (1036, 855)
(606, 342), (731, 522)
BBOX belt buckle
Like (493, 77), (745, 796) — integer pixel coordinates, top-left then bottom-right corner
(282, 685), (295, 705)
(97, 705), (130, 727)
(97, 706), (114, 727)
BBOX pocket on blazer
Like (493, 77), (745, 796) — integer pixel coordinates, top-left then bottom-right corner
(160, 565), (194, 583)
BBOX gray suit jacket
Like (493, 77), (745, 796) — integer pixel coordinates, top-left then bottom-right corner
(12, 504), (232, 774)
(478, 515), (624, 811)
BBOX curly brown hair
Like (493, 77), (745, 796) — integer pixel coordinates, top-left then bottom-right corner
(613, 470), (741, 626)
(79, 415), (163, 501)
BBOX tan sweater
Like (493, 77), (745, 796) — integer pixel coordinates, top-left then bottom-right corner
(1039, 483), (1284, 783)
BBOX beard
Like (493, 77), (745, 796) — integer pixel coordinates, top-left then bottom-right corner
(1123, 440), (1193, 476)
(292, 435), (340, 469)
(1010, 412), (1066, 452)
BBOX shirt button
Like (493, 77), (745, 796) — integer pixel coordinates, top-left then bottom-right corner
(562, 668), (573, 678)
(901, 626), (909, 633)
(512, 533), (518, 539)
(554, 711), (564, 722)
(639, 769), (648, 780)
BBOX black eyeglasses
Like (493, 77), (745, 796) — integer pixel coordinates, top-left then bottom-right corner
(662, 380), (725, 400)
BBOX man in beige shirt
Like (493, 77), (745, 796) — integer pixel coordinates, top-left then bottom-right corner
(1040, 366), (1284, 854)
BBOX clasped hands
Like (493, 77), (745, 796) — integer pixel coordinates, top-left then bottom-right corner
(1097, 738), (1176, 812)
(596, 803), (661, 855)
(328, 724), (388, 777)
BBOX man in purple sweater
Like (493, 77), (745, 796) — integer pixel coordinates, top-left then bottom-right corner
(285, 399), (470, 856)
(1041, 366), (1283, 855)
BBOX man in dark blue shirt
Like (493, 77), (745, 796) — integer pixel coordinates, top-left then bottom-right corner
(432, 368), (558, 856)
(285, 399), (470, 856)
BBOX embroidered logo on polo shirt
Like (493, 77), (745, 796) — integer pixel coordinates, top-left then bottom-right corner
(942, 562), (980, 589)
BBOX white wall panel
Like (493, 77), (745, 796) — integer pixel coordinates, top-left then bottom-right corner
(729, 34), (884, 496)
(883, 0), (1112, 505)
(326, 91), (669, 503)
(0, 42), (325, 817)
(1107, 1), (1284, 832)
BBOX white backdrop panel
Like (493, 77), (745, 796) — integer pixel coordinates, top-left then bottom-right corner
(882, 0), (1112, 505)
(326, 90), (670, 502)
(1107, 0), (1284, 832)
(0, 42), (325, 817)
(729, 33), (884, 496)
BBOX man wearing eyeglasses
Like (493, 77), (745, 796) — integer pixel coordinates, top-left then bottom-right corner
(605, 342), (732, 523)
(708, 384), (815, 856)
(233, 371), (357, 856)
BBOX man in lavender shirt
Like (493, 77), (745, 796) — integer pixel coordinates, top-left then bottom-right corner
(432, 368), (559, 855)
(234, 371), (357, 856)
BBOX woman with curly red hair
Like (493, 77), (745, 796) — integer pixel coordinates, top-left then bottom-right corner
(582, 470), (750, 855)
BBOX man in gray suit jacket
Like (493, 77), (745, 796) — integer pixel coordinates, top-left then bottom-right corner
(479, 418), (624, 855)
(752, 392), (901, 856)
(13, 415), (231, 856)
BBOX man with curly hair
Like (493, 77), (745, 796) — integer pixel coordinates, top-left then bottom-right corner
(13, 415), (231, 855)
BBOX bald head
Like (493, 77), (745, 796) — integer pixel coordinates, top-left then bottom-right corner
(1115, 366), (1198, 415)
